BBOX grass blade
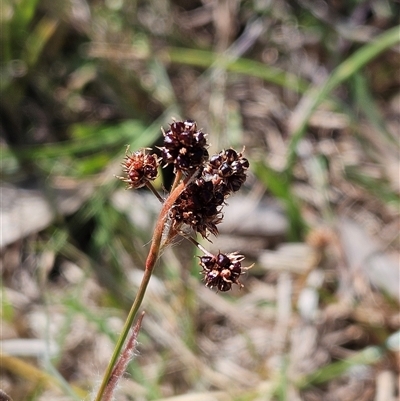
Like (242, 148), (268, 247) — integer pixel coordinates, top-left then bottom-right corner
(167, 47), (310, 93)
(286, 25), (400, 172)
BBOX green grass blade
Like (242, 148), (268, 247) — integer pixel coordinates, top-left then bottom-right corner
(10, 0), (41, 41)
(1, 11), (12, 64)
(286, 25), (400, 172)
(22, 16), (59, 67)
(351, 72), (399, 148)
(345, 166), (400, 206)
(297, 346), (383, 389)
(253, 159), (306, 241)
(167, 47), (309, 93)
(1, 120), (148, 172)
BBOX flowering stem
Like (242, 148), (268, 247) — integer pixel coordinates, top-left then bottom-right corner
(145, 182), (164, 203)
(102, 312), (145, 401)
(170, 170), (182, 193)
(96, 119), (250, 399)
(184, 235), (214, 257)
(93, 179), (188, 401)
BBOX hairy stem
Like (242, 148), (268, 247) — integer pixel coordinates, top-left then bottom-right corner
(102, 312), (145, 401)
(93, 179), (188, 401)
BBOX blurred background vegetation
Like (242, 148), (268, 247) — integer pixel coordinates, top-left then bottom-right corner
(1, 1), (399, 400)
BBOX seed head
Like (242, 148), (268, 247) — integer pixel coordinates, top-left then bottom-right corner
(203, 149), (249, 196)
(161, 120), (209, 172)
(170, 178), (224, 238)
(118, 150), (160, 189)
(169, 149), (249, 239)
(117, 119), (251, 292)
(199, 252), (247, 292)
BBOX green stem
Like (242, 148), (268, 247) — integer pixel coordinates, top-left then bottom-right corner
(93, 179), (188, 401)
(93, 271), (153, 401)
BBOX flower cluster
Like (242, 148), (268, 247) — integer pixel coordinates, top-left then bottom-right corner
(204, 149), (249, 194)
(199, 252), (245, 292)
(169, 178), (223, 238)
(172, 149), (250, 239)
(162, 120), (208, 172)
(119, 119), (251, 291)
(119, 149), (160, 189)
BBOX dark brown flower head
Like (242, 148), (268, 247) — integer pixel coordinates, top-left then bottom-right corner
(117, 120), (251, 293)
(199, 252), (246, 291)
(170, 177), (224, 238)
(119, 150), (160, 189)
(203, 149), (249, 196)
(169, 148), (250, 239)
(161, 120), (209, 172)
